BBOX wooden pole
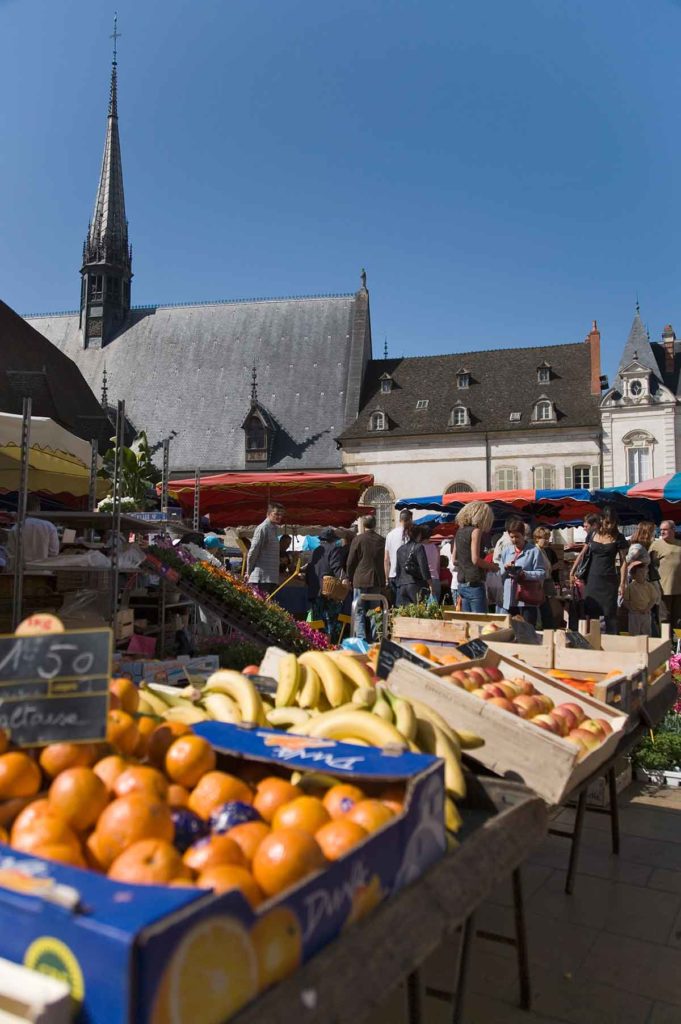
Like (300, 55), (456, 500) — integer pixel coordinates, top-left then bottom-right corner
(11, 398), (31, 629)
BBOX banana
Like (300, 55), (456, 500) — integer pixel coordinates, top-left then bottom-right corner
(352, 685), (376, 708)
(298, 652), (346, 707)
(136, 695), (158, 716)
(266, 707), (311, 728)
(327, 652), (375, 690)
(275, 653), (301, 707)
(416, 719), (466, 801)
(297, 665), (321, 709)
(455, 729), (485, 751)
(145, 683), (196, 709)
(204, 670), (266, 725)
(390, 695), (417, 742)
(304, 708), (409, 748)
(405, 696), (468, 750)
(138, 685), (173, 716)
(163, 704), (208, 725)
(372, 690), (394, 723)
(290, 771), (339, 790)
(203, 692), (242, 724)
(445, 796), (463, 833)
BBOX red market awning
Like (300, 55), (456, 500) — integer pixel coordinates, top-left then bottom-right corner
(166, 471), (374, 528)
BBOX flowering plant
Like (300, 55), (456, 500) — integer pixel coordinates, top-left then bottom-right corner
(148, 544), (329, 653)
(668, 653), (681, 714)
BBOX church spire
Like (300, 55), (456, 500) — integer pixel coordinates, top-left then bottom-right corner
(80, 14), (132, 349)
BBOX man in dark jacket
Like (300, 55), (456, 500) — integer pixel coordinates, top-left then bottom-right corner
(305, 527), (348, 641)
(346, 516), (386, 641)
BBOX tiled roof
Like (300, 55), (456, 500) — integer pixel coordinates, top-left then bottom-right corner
(25, 291), (371, 471)
(339, 340), (600, 441)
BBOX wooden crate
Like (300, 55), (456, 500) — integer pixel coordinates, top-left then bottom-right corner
(392, 614), (513, 646)
(485, 630), (555, 669)
(554, 627), (671, 707)
(388, 649), (628, 806)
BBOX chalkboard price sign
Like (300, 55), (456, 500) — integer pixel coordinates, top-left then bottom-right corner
(564, 630), (593, 650)
(0, 629), (112, 748)
(376, 639), (433, 680)
(455, 637), (489, 660)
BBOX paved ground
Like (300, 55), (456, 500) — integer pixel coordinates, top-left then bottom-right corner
(367, 782), (681, 1023)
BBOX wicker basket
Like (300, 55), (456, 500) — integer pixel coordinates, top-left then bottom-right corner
(321, 575), (351, 602)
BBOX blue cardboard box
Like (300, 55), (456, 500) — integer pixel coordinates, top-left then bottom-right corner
(0, 723), (445, 1023)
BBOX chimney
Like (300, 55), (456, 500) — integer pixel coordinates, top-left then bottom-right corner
(662, 324), (676, 375)
(585, 319), (601, 395)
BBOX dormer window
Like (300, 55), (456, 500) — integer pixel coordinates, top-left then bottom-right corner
(449, 405), (469, 427)
(456, 370), (470, 389)
(415, 399), (429, 410)
(532, 398), (555, 423)
(537, 363), (551, 384)
(379, 373), (393, 394)
(369, 411), (386, 431)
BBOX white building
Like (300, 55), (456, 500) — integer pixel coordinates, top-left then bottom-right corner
(339, 324), (603, 535)
(601, 307), (680, 487)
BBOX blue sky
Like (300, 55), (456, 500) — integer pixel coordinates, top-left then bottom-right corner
(1, 0), (679, 379)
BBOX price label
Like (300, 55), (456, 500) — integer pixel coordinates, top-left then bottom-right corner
(455, 637), (489, 660)
(511, 618), (543, 645)
(0, 629), (111, 747)
(564, 630), (593, 650)
(376, 639), (433, 680)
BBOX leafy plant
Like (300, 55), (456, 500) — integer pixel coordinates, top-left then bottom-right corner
(197, 638), (266, 671)
(392, 602), (444, 620)
(98, 431), (162, 510)
(632, 731), (681, 773)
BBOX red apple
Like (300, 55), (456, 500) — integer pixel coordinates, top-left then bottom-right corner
(512, 695), (544, 719)
(579, 720), (607, 741)
(552, 705), (579, 732)
(509, 677), (536, 696)
(532, 713), (561, 734)
(483, 666), (504, 682)
(471, 687), (490, 700)
(561, 703), (586, 726)
(450, 671), (470, 687)
(482, 683), (507, 699)
(466, 669), (488, 687)
(486, 697), (518, 714)
(563, 733), (590, 759)
(569, 728), (601, 753)
(549, 712), (569, 737)
(593, 718), (613, 737)
(449, 675), (467, 690)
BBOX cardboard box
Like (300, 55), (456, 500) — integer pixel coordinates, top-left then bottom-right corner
(112, 655), (220, 686)
(115, 609), (135, 641)
(0, 724), (445, 1023)
(388, 649), (628, 806)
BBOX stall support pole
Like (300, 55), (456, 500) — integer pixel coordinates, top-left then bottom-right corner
(89, 438), (99, 512)
(110, 401), (125, 634)
(161, 440), (170, 522)
(406, 970), (422, 1024)
(607, 766), (620, 855)
(11, 398), (31, 630)
(193, 468), (200, 531)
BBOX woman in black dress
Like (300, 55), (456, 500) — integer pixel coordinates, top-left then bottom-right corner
(571, 506), (627, 634)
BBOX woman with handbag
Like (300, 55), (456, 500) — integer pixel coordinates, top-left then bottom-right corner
(395, 525), (433, 607)
(498, 518), (546, 625)
(571, 507), (627, 634)
(305, 527), (349, 641)
(452, 501), (495, 612)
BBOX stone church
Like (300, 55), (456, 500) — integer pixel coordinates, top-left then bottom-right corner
(24, 48), (372, 476)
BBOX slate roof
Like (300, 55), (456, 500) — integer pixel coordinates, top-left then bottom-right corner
(613, 310), (681, 398)
(25, 291), (371, 472)
(0, 301), (110, 442)
(339, 340), (600, 441)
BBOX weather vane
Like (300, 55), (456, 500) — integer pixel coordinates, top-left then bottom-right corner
(111, 13), (121, 63)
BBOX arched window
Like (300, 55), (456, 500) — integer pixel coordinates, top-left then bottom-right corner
(533, 465), (555, 489)
(362, 485), (395, 537)
(495, 467), (518, 490)
(369, 411), (386, 431)
(449, 406), (468, 427)
(623, 430), (655, 484)
(444, 482), (474, 494)
(534, 399), (554, 422)
(245, 414), (266, 451)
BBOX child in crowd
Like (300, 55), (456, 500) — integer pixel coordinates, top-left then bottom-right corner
(439, 555), (453, 603)
(622, 562), (658, 636)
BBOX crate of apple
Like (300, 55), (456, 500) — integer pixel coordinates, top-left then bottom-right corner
(447, 666), (613, 760)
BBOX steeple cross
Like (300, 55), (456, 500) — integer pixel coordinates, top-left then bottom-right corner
(111, 13), (121, 62)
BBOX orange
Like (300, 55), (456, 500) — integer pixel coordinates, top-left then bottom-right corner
(113, 766), (168, 801)
(197, 864), (263, 908)
(31, 842), (86, 868)
(188, 771), (252, 820)
(251, 907), (302, 990)
(108, 838), (189, 885)
(132, 715), (158, 759)
(378, 783), (405, 815)
(0, 752), (41, 799)
(108, 677), (139, 714)
(411, 643), (431, 658)
(147, 721), (190, 768)
(322, 783), (366, 820)
(10, 798), (52, 840)
(183, 834), (246, 873)
(12, 816), (82, 857)
(315, 818), (368, 861)
(165, 735), (216, 788)
(271, 796), (330, 835)
(252, 828), (326, 897)
(227, 821), (271, 865)
(39, 742), (98, 778)
(48, 767), (109, 832)
(168, 877), (197, 887)
(253, 777), (299, 824)
(93, 754), (129, 793)
(92, 794), (174, 869)
(0, 826), (7, 844)
(106, 710), (140, 756)
(84, 831), (108, 872)
(168, 784), (191, 809)
(346, 799), (395, 834)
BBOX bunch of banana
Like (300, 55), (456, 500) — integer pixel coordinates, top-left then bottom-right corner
(137, 670), (267, 727)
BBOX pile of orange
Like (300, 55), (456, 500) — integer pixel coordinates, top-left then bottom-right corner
(0, 675), (405, 907)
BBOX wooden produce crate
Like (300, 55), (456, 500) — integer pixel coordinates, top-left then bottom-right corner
(388, 649), (628, 805)
(554, 626), (671, 707)
(392, 612), (512, 647)
(485, 629), (555, 670)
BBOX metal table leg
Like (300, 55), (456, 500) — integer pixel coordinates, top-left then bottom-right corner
(406, 970), (422, 1024)
(452, 914), (475, 1024)
(608, 766), (620, 856)
(512, 868), (531, 1010)
(565, 789), (587, 895)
